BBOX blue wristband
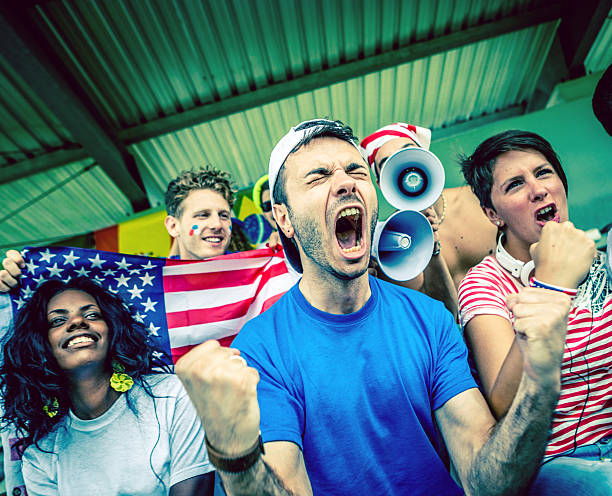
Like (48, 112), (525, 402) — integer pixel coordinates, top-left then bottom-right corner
(529, 277), (577, 297)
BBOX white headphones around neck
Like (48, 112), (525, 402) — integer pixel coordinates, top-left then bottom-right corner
(495, 233), (535, 286)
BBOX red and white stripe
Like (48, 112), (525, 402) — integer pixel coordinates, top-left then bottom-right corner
(459, 255), (612, 457)
(163, 248), (299, 362)
(359, 123), (432, 173)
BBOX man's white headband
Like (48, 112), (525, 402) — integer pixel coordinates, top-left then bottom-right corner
(268, 119), (362, 205)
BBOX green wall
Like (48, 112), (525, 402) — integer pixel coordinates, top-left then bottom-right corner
(378, 97), (612, 234)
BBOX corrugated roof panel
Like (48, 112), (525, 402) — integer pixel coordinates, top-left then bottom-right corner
(0, 160), (131, 249)
(130, 21), (558, 209)
(585, 8), (612, 74)
(29, 0), (549, 130)
(0, 55), (73, 166)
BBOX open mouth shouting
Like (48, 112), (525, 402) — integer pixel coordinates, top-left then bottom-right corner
(335, 206), (367, 259)
(62, 333), (99, 350)
(534, 203), (560, 227)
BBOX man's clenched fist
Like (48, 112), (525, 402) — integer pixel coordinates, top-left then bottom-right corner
(506, 287), (571, 385)
(176, 340), (261, 456)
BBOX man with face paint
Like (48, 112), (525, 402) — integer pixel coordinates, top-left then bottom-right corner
(176, 119), (572, 496)
(0, 166), (236, 291)
(164, 167), (235, 260)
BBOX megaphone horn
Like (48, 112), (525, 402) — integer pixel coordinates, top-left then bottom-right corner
(379, 147), (445, 212)
(372, 210), (434, 281)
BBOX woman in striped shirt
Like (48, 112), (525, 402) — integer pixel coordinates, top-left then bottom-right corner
(458, 130), (611, 496)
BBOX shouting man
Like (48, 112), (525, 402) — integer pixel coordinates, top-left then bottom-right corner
(176, 119), (569, 495)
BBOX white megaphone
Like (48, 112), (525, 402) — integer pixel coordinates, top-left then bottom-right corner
(379, 147), (445, 211)
(372, 210), (434, 281)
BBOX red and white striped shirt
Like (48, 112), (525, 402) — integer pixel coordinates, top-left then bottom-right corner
(458, 253), (612, 457)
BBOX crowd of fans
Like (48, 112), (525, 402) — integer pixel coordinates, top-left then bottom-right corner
(0, 66), (610, 495)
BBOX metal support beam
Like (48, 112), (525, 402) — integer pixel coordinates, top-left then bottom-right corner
(0, 147), (88, 184)
(0, 7), (150, 211)
(558, 0), (612, 79)
(119, 4), (562, 145)
(527, 0), (612, 112)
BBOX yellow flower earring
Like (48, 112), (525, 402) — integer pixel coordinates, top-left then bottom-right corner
(110, 360), (134, 393)
(43, 397), (59, 418)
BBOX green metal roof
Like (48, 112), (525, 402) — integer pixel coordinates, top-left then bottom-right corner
(0, 0), (610, 249)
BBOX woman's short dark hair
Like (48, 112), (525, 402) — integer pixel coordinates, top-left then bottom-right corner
(459, 130), (568, 211)
(0, 277), (165, 451)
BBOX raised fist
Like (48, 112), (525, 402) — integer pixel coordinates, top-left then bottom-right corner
(531, 221), (595, 289)
(175, 340), (261, 456)
(506, 287), (571, 383)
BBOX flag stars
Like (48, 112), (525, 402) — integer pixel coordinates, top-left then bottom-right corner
(141, 297), (158, 313)
(32, 274), (46, 286)
(62, 251), (80, 266)
(127, 285), (144, 300)
(128, 268), (141, 275)
(15, 297), (26, 309)
(115, 258), (131, 271)
(39, 249), (55, 263)
(102, 268), (116, 277)
(46, 263), (64, 278)
(74, 266), (91, 278)
(22, 285), (34, 299)
(114, 274), (130, 288)
(147, 322), (160, 336)
(139, 273), (155, 286)
(133, 311), (145, 323)
(141, 261), (155, 270)
(88, 254), (106, 269)
(25, 260), (39, 275)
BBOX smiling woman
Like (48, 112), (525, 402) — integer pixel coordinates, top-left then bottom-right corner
(0, 277), (215, 496)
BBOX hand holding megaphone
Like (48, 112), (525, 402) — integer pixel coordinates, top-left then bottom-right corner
(373, 147), (445, 281)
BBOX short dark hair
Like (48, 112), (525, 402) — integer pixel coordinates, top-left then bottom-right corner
(593, 63), (612, 136)
(459, 130), (568, 211)
(0, 277), (167, 450)
(165, 166), (235, 218)
(273, 119), (358, 208)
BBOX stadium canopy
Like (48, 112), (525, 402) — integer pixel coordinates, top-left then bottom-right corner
(0, 0), (610, 249)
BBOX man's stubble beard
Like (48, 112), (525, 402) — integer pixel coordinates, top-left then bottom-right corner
(288, 199), (378, 281)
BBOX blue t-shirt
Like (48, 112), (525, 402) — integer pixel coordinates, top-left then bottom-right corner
(234, 276), (476, 495)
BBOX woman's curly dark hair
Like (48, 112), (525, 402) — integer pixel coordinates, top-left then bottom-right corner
(0, 277), (167, 451)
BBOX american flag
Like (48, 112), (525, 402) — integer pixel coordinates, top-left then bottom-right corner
(1, 245), (299, 365)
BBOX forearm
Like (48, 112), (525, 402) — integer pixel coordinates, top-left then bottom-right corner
(219, 457), (301, 496)
(488, 338), (523, 419)
(466, 373), (559, 495)
(422, 254), (458, 320)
